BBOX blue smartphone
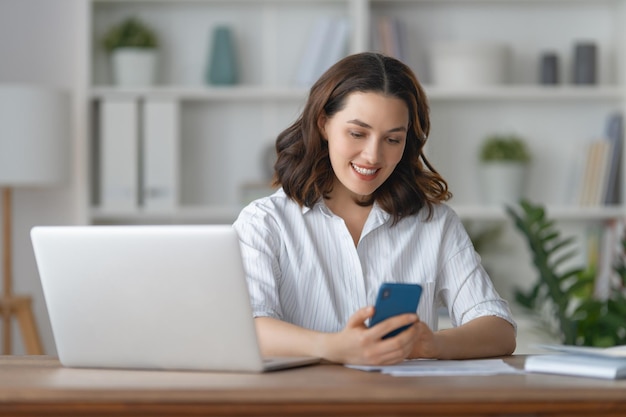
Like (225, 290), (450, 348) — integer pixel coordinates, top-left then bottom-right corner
(369, 283), (422, 339)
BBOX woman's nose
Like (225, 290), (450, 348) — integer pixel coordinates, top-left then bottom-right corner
(361, 138), (382, 163)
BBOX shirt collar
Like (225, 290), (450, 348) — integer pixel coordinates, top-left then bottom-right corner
(304, 198), (391, 225)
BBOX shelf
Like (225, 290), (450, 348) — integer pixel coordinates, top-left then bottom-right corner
(425, 85), (625, 102)
(90, 85), (625, 102)
(454, 204), (626, 222)
(90, 86), (309, 101)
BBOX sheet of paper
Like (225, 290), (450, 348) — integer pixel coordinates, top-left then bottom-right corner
(346, 359), (522, 376)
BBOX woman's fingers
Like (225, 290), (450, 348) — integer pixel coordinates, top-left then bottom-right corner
(346, 306), (375, 328)
(369, 313), (418, 340)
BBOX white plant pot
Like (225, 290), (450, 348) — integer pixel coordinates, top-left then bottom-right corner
(111, 48), (157, 86)
(478, 162), (528, 206)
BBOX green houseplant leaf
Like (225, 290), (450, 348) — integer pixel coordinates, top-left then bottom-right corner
(506, 199), (626, 346)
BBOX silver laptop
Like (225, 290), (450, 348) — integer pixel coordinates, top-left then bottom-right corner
(30, 225), (319, 372)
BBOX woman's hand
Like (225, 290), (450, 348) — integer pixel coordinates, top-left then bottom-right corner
(410, 316), (516, 360)
(408, 321), (441, 359)
(321, 306), (419, 365)
(254, 309), (428, 365)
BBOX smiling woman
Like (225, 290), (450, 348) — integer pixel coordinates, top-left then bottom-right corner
(233, 52), (517, 366)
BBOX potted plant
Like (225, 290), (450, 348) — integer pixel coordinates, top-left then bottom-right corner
(102, 17), (159, 86)
(507, 199), (626, 347)
(478, 133), (531, 205)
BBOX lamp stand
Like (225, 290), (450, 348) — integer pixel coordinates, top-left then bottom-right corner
(1, 188), (43, 355)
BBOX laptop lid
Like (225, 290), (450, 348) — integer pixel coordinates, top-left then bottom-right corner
(31, 225), (318, 373)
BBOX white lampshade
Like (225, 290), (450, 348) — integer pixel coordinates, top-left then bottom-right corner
(0, 84), (70, 187)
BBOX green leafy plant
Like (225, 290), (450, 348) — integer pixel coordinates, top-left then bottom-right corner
(506, 199), (626, 346)
(480, 134), (531, 163)
(102, 17), (158, 53)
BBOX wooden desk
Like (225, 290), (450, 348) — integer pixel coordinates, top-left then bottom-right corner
(1, 355), (625, 416)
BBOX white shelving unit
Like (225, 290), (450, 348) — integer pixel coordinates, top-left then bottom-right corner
(85, 0), (626, 225)
(82, 0), (626, 353)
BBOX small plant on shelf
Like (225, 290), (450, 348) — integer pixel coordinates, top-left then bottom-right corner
(478, 134), (531, 205)
(506, 199), (626, 347)
(102, 17), (158, 53)
(101, 17), (159, 86)
(479, 134), (531, 163)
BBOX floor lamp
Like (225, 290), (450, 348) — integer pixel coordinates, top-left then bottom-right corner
(0, 85), (70, 355)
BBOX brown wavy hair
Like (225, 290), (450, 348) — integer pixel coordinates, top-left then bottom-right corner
(274, 52), (451, 223)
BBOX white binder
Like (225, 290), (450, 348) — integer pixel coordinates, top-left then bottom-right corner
(99, 99), (139, 210)
(142, 99), (180, 210)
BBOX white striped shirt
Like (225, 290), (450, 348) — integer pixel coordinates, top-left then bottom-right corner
(233, 188), (516, 333)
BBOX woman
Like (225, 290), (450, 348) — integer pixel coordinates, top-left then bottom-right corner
(233, 52), (516, 365)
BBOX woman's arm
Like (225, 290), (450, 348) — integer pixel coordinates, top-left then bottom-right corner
(255, 307), (420, 365)
(410, 315), (516, 360)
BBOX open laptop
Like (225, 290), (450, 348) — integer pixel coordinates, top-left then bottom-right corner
(30, 225), (319, 373)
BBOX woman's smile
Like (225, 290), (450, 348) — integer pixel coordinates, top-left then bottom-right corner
(351, 162), (379, 178)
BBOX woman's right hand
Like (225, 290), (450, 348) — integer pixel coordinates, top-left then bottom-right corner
(322, 306), (419, 365)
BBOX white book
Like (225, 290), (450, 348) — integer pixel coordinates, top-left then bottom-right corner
(316, 17), (350, 78)
(294, 17), (334, 87)
(294, 17), (350, 87)
(532, 343), (626, 358)
(525, 354), (626, 380)
(142, 99), (180, 210)
(594, 219), (619, 300)
(99, 99), (139, 210)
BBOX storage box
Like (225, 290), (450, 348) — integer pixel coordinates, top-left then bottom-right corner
(429, 42), (510, 87)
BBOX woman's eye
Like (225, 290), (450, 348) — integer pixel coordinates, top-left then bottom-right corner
(387, 137), (401, 144)
(350, 131), (365, 138)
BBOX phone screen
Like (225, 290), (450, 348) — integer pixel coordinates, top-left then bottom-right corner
(369, 283), (422, 339)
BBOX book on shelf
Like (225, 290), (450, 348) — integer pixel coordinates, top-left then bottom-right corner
(583, 219), (623, 301)
(603, 112), (623, 205)
(373, 16), (407, 63)
(294, 17), (350, 87)
(142, 99), (180, 210)
(578, 138), (611, 206)
(98, 98), (139, 210)
(525, 344), (626, 379)
(593, 219), (623, 300)
(578, 112), (623, 206)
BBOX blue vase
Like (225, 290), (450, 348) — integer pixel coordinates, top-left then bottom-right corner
(207, 26), (238, 85)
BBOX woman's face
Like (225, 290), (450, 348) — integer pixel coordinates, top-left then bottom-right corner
(321, 91), (409, 201)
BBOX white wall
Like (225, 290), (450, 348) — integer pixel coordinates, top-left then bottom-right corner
(0, 0), (86, 355)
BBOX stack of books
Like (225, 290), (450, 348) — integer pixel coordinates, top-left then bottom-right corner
(294, 17), (350, 87)
(578, 112), (623, 206)
(372, 16), (407, 63)
(525, 344), (626, 379)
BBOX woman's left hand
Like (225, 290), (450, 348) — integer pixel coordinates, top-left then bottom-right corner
(407, 321), (441, 359)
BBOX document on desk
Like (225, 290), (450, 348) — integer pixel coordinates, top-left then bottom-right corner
(525, 344), (626, 379)
(346, 359), (521, 376)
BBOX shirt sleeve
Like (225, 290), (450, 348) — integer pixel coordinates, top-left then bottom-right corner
(232, 203), (284, 320)
(437, 215), (517, 333)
